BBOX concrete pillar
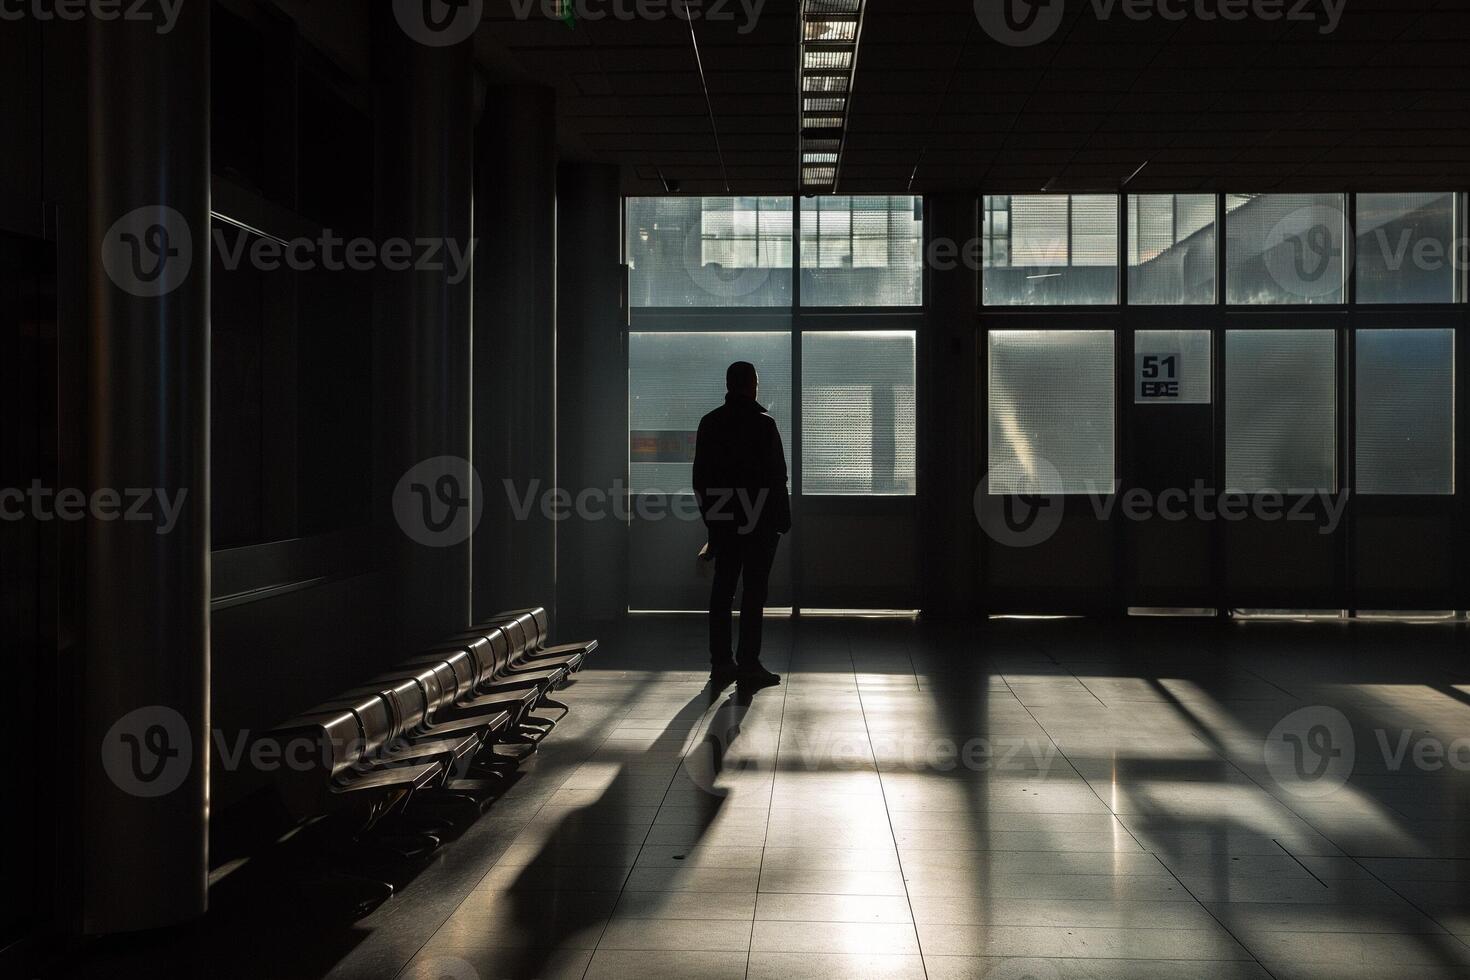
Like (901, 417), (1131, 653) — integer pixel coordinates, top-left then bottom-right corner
(919, 194), (980, 616)
(81, 0), (211, 933)
(556, 163), (627, 623)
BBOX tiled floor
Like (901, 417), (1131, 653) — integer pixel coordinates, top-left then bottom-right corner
(78, 615), (1470, 979)
(308, 615), (1470, 980)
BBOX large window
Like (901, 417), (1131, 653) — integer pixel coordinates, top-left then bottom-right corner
(799, 196), (923, 307)
(1356, 329), (1454, 494)
(1127, 194), (1217, 305)
(1225, 194), (1346, 305)
(983, 195), (1119, 306)
(1225, 330), (1337, 492)
(1355, 193), (1457, 305)
(802, 331), (917, 494)
(628, 332), (793, 493)
(626, 197), (794, 308)
(988, 330), (1115, 493)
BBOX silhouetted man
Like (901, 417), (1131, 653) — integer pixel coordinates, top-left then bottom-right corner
(693, 361), (790, 686)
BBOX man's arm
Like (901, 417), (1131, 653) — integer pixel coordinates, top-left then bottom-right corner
(767, 418), (792, 534)
(692, 416), (711, 522)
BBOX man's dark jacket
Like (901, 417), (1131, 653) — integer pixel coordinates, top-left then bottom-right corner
(692, 395), (792, 538)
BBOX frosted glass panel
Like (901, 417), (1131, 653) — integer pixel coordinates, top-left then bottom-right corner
(1356, 329), (1454, 494)
(983, 195), (1119, 306)
(800, 196), (923, 306)
(988, 331), (1115, 494)
(1225, 194), (1345, 305)
(626, 197), (793, 307)
(1134, 330), (1211, 404)
(629, 332), (792, 493)
(1128, 194), (1217, 305)
(802, 332), (917, 495)
(1356, 193), (1457, 305)
(1226, 330), (1336, 492)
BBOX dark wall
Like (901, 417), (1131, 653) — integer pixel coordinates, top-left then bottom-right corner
(474, 87), (559, 622)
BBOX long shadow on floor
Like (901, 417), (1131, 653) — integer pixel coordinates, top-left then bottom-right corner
(427, 676), (773, 979)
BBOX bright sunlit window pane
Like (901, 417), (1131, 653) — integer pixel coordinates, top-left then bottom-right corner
(1226, 330), (1336, 492)
(799, 196), (923, 306)
(626, 197), (793, 307)
(1356, 329), (1454, 494)
(628, 332), (792, 493)
(988, 330), (1114, 493)
(802, 331), (917, 495)
(1355, 193), (1457, 304)
(983, 195), (1119, 306)
(1225, 194), (1345, 305)
(1127, 194), (1217, 304)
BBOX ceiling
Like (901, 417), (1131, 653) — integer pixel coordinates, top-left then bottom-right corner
(476, 0), (1470, 195)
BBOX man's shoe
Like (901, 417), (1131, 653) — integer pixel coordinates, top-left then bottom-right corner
(736, 662), (780, 686)
(710, 661), (739, 685)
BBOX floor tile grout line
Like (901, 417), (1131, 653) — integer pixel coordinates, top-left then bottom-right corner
(849, 622), (929, 979)
(1271, 838), (1329, 887)
(745, 627), (794, 978)
(1351, 851), (1470, 955)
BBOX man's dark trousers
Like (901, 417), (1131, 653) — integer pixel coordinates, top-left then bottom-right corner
(708, 530), (781, 668)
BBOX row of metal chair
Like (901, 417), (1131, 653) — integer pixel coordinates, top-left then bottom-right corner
(264, 607), (597, 866)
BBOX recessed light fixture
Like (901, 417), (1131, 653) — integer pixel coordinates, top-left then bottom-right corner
(798, 0), (864, 192)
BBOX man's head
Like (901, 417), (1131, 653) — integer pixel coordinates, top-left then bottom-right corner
(726, 361), (758, 400)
